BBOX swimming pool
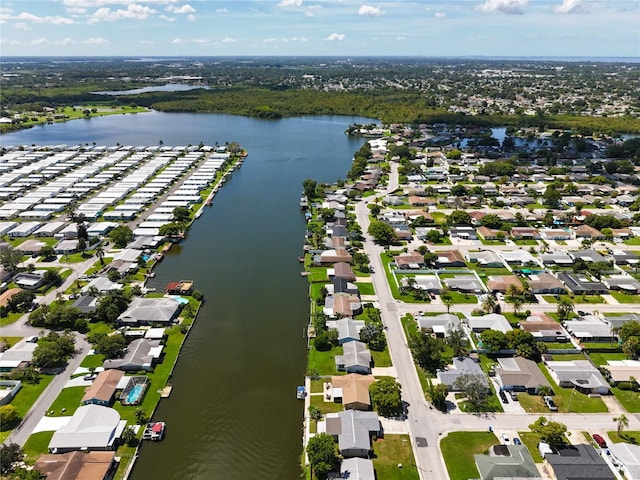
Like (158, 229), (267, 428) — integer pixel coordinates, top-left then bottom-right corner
(126, 384), (145, 404)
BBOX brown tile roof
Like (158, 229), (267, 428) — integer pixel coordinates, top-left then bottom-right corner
(34, 451), (115, 480)
(334, 262), (355, 281)
(486, 275), (522, 293)
(331, 373), (375, 409)
(81, 369), (124, 405)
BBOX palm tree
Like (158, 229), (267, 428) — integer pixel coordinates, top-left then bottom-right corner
(614, 414), (629, 436)
(557, 299), (574, 320)
(482, 294), (497, 314)
(95, 243), (105, 266)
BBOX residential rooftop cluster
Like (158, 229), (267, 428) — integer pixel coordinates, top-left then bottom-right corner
(301, 122), (640, 480)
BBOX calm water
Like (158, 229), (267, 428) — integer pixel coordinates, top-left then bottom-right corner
(91, 84), (210, 95)
(1, 112), (371, 479)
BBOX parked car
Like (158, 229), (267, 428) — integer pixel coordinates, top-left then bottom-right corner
(544, 396), (558, 411)
(500, 433), (510, 444)
(499, 390), (508, 403)
(513, 437), (522, 445)
(592, 433), (607, 448)
(510, 391), (518, 401)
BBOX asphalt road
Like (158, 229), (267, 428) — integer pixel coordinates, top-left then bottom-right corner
(354, 163), (640, 480)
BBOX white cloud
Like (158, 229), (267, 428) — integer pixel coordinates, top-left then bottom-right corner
(166, 4), (195, 14)
(140, 40), (155, 44)
(171, 38), (184, 44)
(477, 0), (528, 14)
(263, 38), (277, 43)
(65, 6), (87, 14)
(216, 8), (229, 13)
(159, 14), (174, 21)
(88, 4), (155, 23)
(64, 0), (178, 6)
(554, 0), (586, 14)
(222, 37), (236, 43)
(358, 5), (383, 16)
(278, 0), (303, 7)
(16, 12), (75, 24)
(14, 22), (30, 30)
(435, 12), (446, 18)
(325, 32), (345, 41)
(396, 36), (405, 41)
(57, 38), (76, 45)
(305, 4), (322, 16)
(186, 13), (196, 21)
(31, 38), (47, 45)
(84, 37), (108, 44)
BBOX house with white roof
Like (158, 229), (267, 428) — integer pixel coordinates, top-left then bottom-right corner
(544, 359), (610, 395)
(48, 404), (125, 453)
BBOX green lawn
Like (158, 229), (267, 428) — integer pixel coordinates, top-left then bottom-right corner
(381, 253), (428, 303)
(23, 431), (54, 462)
(561, 294), (606, 304)
(448, 291), (479, 304)
(0, 311), (25, 327)
(519, 432), (544, 462)
(588, 352), (628, 365)
(357, 282), (375, 296)
(47, 386), (86, 416)
(307, 266), (329, 283)
(623, 238), (640, 246)
(538, 363), (608, 413)
(610, 387), (640, 413)
(310, 379), (324, 394)
(479, 238), (506, 246)
(608, 431), (640, 444)
(609, 291), (640, 303)
(371, 348), (392, 368)
(9, 375), (54, 418)
(441, 431), (498, 480)
(80, 353), (105, 369)
(372, 435), (419, 480)
(309, 394), (344, 414)
(307, 346), (342, 376)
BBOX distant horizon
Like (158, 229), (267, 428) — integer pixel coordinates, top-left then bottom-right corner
(2, 54), (639, 63)
(0, 1), (637, 58)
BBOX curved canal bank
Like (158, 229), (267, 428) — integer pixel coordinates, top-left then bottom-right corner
(1, 112), (373, 479)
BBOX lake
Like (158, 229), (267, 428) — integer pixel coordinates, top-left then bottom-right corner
(1, 111), (372, 479)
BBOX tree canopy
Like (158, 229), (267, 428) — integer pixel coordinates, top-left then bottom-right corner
(369, 377), (403, 417)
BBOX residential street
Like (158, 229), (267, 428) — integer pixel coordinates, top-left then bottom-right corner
(354, 163), (640, 480)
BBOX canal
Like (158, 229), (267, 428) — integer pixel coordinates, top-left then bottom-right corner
(1, 112), (371, 479)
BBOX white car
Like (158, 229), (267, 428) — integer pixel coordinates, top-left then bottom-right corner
(500, 433), (510, 444)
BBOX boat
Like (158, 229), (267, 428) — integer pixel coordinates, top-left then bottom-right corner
(155, 253), (164, 261)
(296, 386), (307, 400)
(142, 421), (166, 441)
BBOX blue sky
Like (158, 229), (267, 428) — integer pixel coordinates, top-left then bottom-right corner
(1, 0), (638, 58)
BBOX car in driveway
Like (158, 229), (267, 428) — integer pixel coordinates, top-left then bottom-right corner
(513, 437), (522, 445)
(544, 395), (558, 411)
(592, 433), (607, 448)
(500, 433), (510, 444)
(499, 390), (508, 403)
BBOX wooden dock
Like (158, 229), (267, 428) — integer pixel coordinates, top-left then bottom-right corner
(158, 385), (173, 398)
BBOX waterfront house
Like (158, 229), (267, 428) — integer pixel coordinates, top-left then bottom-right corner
(340, 458), (375, 480)
(81, 370), (124, 407)
(103, 339), (163, 372)
(544, 359), (610, 395)
(328, 278), (359, 296)
(494, 356), (551, 394)
(324, 293), (362, 318)
(335, 341), (372, 374)
(316, 248), (353, 265)
(34, 451), (117, 480)
(330, 262), (356, 282)
(325, 409), (381, 458)
(331, 374), (375, 410)
(48, 404), (123, 453)
(328, 318), (365, 345)
(116, 297), (181, 326)
(436, 357), (489, 392)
